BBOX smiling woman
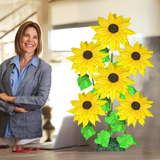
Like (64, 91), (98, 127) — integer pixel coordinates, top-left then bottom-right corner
(0, 21), (52, 146)
(15, 21), (42, 57)
(21, 27), (38, 55)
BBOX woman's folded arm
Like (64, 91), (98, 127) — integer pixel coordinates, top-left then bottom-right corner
(14, 66), (52, 110)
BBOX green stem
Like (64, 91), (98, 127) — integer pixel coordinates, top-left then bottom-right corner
(111, 102), (113, 112)
(107, 111), (111, 131)
(101, 145), (105, 151)
(92, 78), (95, 86)
(111, 52), (113, 63)
(108, 101), (113, 131)
(94, 125), (98, 134)
(108, 124), (111, 131)
(108, 53), (113, 130)
(124, 125), (129, 134)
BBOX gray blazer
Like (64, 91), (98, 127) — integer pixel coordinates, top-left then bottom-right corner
(0, 56), (52, 139)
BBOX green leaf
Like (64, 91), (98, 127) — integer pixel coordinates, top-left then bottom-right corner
(111, 120), (125, 133)
(119, 85), (137, 99)
(105, 111), (125, 132)
(90, 88), (97, 94)
(107, 130), (113, 136)
(94, 130), (111, 147)
(117, 134), (135, 149)
(97, 94), (101, 100)
(99, 47), (109, 53)
(105, 111), (119, 125)
(102, 55), (110, 63)
(101, 102), (110, 112)
(81, 123), (96, 140)
(100, 97), (110, 112)
(114, 61), (119, 67)
(120, 92), (126, 99)
(133, 137), (141, 146)
(100, 97), (111, 103)
(127, 85), (137, 95)
(77, 74), (92, 91)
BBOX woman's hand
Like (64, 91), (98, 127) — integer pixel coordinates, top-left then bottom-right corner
(13, 106), (30, 113)
(0, 93), (15, 103)
(0, 93), (30, 113)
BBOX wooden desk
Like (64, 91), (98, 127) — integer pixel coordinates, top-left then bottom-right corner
(0, 141), (160, 160)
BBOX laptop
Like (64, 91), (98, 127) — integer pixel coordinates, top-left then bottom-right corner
(23, 115), (107, 150)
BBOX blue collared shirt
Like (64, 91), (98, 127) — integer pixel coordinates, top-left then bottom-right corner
(5, 55), (38, 138)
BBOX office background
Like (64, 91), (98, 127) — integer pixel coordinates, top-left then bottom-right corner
(0, 0), (159, 149)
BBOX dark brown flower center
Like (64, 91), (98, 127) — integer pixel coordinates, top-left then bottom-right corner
(131, 101), (140, 110)
(83, 101), (92, 109)
(108, 73), (119, 83)
(131, 52), (141, 60)
(108, 24), (119, 33)
(83, 51), (93, 59)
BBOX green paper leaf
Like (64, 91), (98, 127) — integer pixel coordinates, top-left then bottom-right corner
(100, 97), (111, 103)
(105, 111), (119, 125)
(133, 137), (141, 146)
(120, 92), (126, 99)
(90, 88), (97, 94)
(100, 97), (110, 112)
(100, 47), (109, 53)
(120, 85), (137, 99)
(97, 94), (101, 100)
(102, 55), (110, 63)
(111, 120), (125, 133)
(127, 85), (137, 95)
(77, 74), (92, 91)
(117, 134), (135, 149)
(114, 61), (119, 67)
(101, 102), (110, 112)
(105, 111), (125, 132)
(94, 130), (111, 147)
(81, 123), (96, 140)
(107, 130), (113, 136)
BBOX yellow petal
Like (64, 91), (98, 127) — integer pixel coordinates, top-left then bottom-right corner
(80, 41), (87, 51)
(108, 12), (115, 23)
(98, 17), (109, 27)
(143, 109), (154, 117)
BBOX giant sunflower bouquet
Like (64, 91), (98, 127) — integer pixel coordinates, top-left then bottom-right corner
(67, 13), (154, 151)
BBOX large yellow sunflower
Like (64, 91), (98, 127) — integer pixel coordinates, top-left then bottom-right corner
(115, 92), (153, 127)
(68, 91), (106, 127)
(67, 41), (108, 77)
(90, 13), (135, 53)
(92, 62), (135, 102)
(116, 42), (154, 77)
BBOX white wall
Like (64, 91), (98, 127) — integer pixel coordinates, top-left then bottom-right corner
(51, 0), (160, 36)
(51, 0), (78, 25)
